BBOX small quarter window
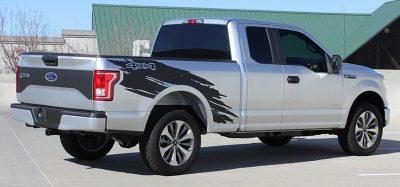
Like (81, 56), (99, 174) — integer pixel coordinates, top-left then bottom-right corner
(246, 27), (273, 64)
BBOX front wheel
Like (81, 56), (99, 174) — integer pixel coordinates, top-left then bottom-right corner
(338, 103), (383, 156)
(140, 110), (201, 176)
(60, 133), (115, 160)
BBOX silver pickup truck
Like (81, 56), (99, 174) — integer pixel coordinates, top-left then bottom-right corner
(11, 18), (390, 175)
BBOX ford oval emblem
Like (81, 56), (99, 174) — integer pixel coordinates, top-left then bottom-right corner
(45, 72), (58, 82)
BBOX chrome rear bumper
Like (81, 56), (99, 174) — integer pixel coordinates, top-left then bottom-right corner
(10, 103), (106, 132)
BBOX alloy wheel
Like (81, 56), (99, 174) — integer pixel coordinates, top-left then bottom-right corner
(354, 111), (379, 149)
(159, 120), (194, 166)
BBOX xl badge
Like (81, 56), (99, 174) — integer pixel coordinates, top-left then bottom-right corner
(45, 72), (58, 82)
(19, 73), (30, 78)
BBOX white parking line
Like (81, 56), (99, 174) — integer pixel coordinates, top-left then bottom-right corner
(2, 119), (54, 187)
(357, 173), (400, 177)
(384, 132), (400, 134)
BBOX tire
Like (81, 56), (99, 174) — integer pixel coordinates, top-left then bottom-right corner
(338, 103), (383, 156)
(259, 136), (293, 146)
(60, 133), (115, 160)
(139, 137), (150, 168)
(140, 110), (201, 176)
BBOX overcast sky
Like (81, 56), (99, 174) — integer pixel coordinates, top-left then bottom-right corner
(1, 0), (393, 35)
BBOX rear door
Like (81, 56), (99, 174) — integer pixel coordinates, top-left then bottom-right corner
(17, 53), (96, 110)
(273, 29), (341, 129)
(241, 25), (285, 131)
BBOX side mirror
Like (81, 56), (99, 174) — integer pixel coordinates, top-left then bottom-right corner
(330, 55), (343, 74)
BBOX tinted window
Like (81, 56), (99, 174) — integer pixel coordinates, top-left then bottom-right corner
(278, 30), (327, 72)
(152, 24), (231, 61)
(246, 27), (273, 64)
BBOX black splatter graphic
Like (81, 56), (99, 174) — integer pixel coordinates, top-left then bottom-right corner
(108, 58), (238, 124)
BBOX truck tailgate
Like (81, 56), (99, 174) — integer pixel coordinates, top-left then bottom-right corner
(17, 53), (97, 110)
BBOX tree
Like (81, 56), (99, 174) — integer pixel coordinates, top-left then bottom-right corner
(0, 8), (52, 73)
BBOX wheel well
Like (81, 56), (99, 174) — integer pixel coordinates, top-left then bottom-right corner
(348, 91), (385, 125)
(145, 92), (208, 134)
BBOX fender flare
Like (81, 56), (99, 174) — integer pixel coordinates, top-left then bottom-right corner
(339, 80), (387, 128)
(143, 85), (213, 127)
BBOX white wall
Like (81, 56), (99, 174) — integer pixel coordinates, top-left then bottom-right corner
(132, 40), (150, 57)
(377, 70), (400, 121)
(63, 37), (98, 55)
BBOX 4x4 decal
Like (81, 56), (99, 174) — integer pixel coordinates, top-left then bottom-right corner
(126, 60), (156, 71)
(108, 58), (238, 124)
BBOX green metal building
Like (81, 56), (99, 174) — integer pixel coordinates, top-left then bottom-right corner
(92, 0), (400, 69)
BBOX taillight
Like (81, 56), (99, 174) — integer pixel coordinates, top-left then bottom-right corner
(187, 19), (204, 25)
(93, 70), (120, 101)
(16, 66), (20, 93)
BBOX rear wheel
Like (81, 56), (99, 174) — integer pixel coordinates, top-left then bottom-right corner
(338, 103), (383, 156)
(259, 136), (293, 146)
(140, 110), (201, 176)
(60, 133), (114, 160)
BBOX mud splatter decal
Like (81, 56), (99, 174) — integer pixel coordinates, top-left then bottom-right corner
(108, 58), (238, 124)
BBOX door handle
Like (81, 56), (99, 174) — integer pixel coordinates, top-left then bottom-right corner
(287, 76), (300, 84)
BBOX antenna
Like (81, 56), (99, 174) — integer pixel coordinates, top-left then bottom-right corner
(343, 4), (346, 58)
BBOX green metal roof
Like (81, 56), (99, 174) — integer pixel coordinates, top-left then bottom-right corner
(92, 1), (400, 57)
(343, 1), (400, 57)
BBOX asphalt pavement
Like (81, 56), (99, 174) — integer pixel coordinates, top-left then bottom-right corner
(1, 106), (400, 187)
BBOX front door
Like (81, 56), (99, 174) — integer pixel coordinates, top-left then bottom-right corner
(275, 29), (342, 130)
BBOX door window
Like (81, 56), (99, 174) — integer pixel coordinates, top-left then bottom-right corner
(278, 29), (327, 72)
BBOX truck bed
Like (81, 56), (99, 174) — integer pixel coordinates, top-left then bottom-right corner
(16, 52), (242, 132)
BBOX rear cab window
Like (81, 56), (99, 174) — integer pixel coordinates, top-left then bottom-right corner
(151, 24), (232, 61)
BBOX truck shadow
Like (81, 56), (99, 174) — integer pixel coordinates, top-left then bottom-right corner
(65, 138), (400, 175)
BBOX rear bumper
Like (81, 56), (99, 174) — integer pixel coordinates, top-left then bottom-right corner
(10, 103), (106, 132)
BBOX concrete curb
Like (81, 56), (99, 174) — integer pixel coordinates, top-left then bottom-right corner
(0, 74), (16, 106)
(0, 74), (15, 83)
